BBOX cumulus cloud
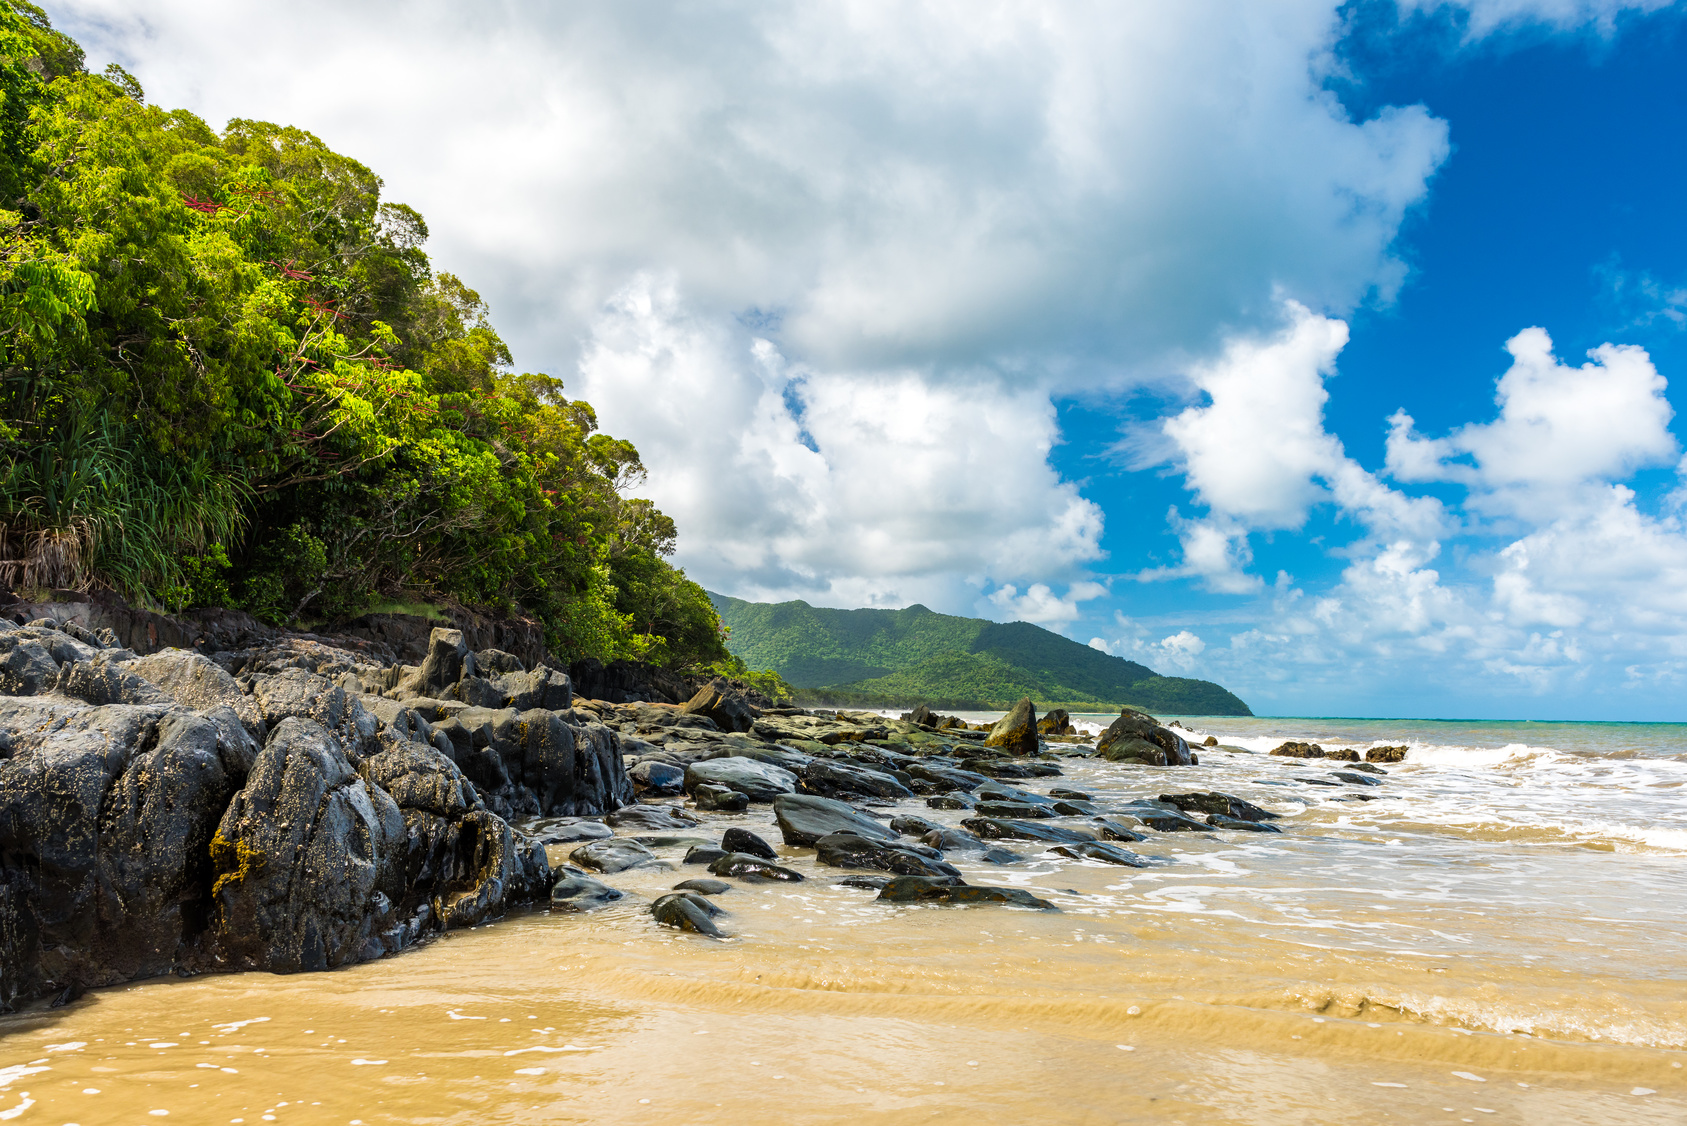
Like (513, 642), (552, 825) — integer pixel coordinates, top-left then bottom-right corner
(1398, 0), (1678, 35)
(985, 581), (1108, 627)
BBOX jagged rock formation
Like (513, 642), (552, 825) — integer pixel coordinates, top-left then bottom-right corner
(0, 620), (625, 1012)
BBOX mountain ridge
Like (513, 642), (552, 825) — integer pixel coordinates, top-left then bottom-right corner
(708, 592), (1252, 716)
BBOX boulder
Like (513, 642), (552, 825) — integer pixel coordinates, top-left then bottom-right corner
(684, 845), (728, 866)
(692, 783), (749, 811)
(524, 817), (613, 844)
(684, 757), (797, 803)
(1115, 801), (1212, 833)
(1158, 791), (1279, 822)
(1366, 745), (1409, 763)
(569, 838), (659, 874)
(961, 818), (1096, 844)
(904, 761), (989, 792)
(1051, 800), (1099, 816)
(876, 876), (1055, 910)
(799, 758), (914, 801)
(960, 758), (1062, 779)
(706, 852), (805, 881)
(651, 892), (725, 936)
(1208, 813), (1282, 832)
(208, 718), (408, 973)
(976, 782), (1055, 806)
(814, 832), (961, 878)
(679, 680), (755, 734)
(127, 648), (266, 738)
(405, 627), (472, 698)
(51, 659), (174, 707)
(1048, 787), (1092, 800)
(983, 697), (1039, 756)
(628, 758), (685, 796)
(975, 801), (1057, 819)
(922, 826), (986, 851)
(772, 794), (899, 847)
(901, 704), (938, 727)
(0, 635), (61, 695)
(1052, 841), (1151, 867)
(1089, 818), (1147, 842)
(889, 814), (944, 838)
(720, 827), (778, 860)
(673, 878), (731, 896)
(925, 791), (977, 811)
(1096, 709), (1192, 766)
(1036, 709), (1074, 736)
(606, 804), (700, 831)
(1332, 771), (1384, 787)
(550, 870), (624, 912)
(494, 666), (573, 712)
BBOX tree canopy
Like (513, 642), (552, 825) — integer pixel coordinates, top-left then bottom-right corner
(0, 1), (726, 667)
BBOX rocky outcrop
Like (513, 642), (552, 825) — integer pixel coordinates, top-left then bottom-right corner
(0, 619), (631, 1013)
(1095, 709), (1194, 766)
(983, 697), (1039, 755)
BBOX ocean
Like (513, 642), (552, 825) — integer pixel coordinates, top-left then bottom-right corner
(2, 714), (1682, 1124)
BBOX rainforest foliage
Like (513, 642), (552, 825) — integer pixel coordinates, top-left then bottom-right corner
(0, 3), (726, 666)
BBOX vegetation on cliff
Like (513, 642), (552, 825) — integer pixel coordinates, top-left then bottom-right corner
(709, 594), (1253, 715)
(0, 2), (724, 666)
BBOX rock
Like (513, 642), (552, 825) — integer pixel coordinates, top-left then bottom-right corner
(1158, 791), (1279, 822)
(405, 628), (472, 698)
(1115, 802), (1212, 833)
(1331, 771), (1384, 787)
(799, 758), (914, 800)
(569, 838), (659, 874)
(960, 758), (1062, 779)
(1052, 841), (1151, 867)
(1203, 736), (1219, 747)
(1270, 740), (1324, 758)
(0, 635), (60, 695)
(978, 847), (1025, 865)
(128, 648), (268, 739)
(903, 761), (989, 792)
(889, 814), (944, 838)
(975, 801), (1057, 819)
(876, 876), (1055, 910)
(983, 698), (1039, 756)
(673, 878), (731, 895)
(631, 834), (713, 850)
(475, 648), (526, 677)
(684, 846), (728, 866)
(628, 759), (685, 796)
(1037, 709), (1074, 736)
(1048, 787), (1092, 800)
(1295, 776), (1343, 787)
(772, 794), (899, 847)
(209, 718), (408, 973)
(1095, 709), (1192, 766)
(720, 827), (779, 861)
(651, 893), (724, 937)
(926, 791), (977, 810)
(1051, 800), (1099, 816)
(836, 874), (891, 890)
(921, 827), (986, 850)
(1207, 813), (1282, 832)
(901, 704), (938, 727)
(493, 666), (573, 712)
(813, 832), (962, 878)
(550, 871), (624, 912)
(961, 818), (1096, 843)
(52, 659), (174, 707)
(1346, 762), (1389, 775)
(684, 757), (797, 803)
(526, 818), (613, 844)
(1089, 818), (1148, 842)
(605, 804), (700, 831)
(679, 680), (755, 734)
(976, 782), (1055, 805)
(706, 852), (805, 881)
(692, 783), (750, 812)
(1366, 745), (1409, 763)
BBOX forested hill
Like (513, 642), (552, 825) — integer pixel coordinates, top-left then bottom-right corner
(709, 594), (1252, 716)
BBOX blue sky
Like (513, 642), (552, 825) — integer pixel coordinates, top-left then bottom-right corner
(51, 0), (1687, 718)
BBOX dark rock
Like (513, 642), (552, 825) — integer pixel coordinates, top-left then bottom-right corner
(836, 874), (891, 890)
(1295, 776), (1343, 786)
(692, 783), (750, 812)
(1203, 736), (1219, 747)
(1095, 709), (1192, 766)
(679, 680), (756, 734)
(628, 759), (685, 796)
(813, 832), (961, 878)
(568, 657), (692, 705)
(1037, 708), (1074, 736)
(526, 818), (612, 844)
(1116, 802), (1213, 833)
(922, 827), (986, 850)
(651, 893), (724, 936)
(684, 757), (797, 802)
(1366, 745), (1409, 763)
(1048, 787), (1092, 800)
(707, 852), (805, 881)
(799, 758), (914, 800)
(961, 818), (1096, 843)
(979, 847), (1025, 865)
(550, 871), (624, 912)
(975, 801), (1057, 819)
(569, 838), (659, 874)
(975, 782), (1055, 805)
(1053, 841), (1151, 867)
(876, 875), (1055, 910)
(605, 804), (700, 831)
(1051, 800), (1099, 816)
(1089, 819), (1148, 842)
(405, 627), (471, 698)
(960, 758), (1061, 779)
(493, 666), (573, 712)
(889, 814), (944, 838)
(475, 648), (526, 677)
(1347, 762), (1389, 775)
(1208, 813), (1283, 832)
(52, 659), (174, 707)
(0, 635), (60, 695)
(983, 698), (1039, 755)
(901, 704), (938, 727)
(926, 791), (977, 810)
(1332, 771), (1384, 787)
(673, 878), (731, 895)
(684, 846), (728, 866)
(127, 648), (267, 738)
(1270, 740), (1324, 758)
(903, 761), (989, 792)
(1158, 791), (1279, 822)
(772, 793), (898, 847)
(720, 827), (778, 861)
(631, 834), (714, 849)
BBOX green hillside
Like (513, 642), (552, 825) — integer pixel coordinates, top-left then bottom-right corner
(709, 593), (1252, 716)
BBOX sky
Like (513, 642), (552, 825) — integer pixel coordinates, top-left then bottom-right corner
(42, 0), (1687, 719)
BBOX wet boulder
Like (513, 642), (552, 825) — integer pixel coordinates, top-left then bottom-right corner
(1096, 709), (1192, 766)
(772, 794), (899, 847)
(706, 852), (805, 881)
(692, 782), (750, 811)
(606, 803), (699, 831)
(651, 892), (725, 936)
(960, 758), (1062, 779)
(1089, 818), (1148, 842)
(673, 878), (731, 896)
(975, 801), (1057, 819)
(961, 818), (1096, 844)
(1366, 745), (1409, 763)
(628, 759), (685, 796)
(799, 758), (914, 801)
(1052, 840), (1151, 867)
(983, 697), (1039, 756)
(925, 791), (977, 811)
(876, 875), (1055, 910)
(1208, 813), (1282, 832)
(1158, 791), (1279, 822)
(550, 869), (624, 912)
(569, 837), (659, 874)
(889, 814), (945, 838)
(975, 782), (1055, 806)
(684, 757), (797, 803)
(679, 680), (755, 734)
(1115, 801), (1212, 833)
(814, 832), (961, 878)
(1037, 709), (1075, 736)
(904, 761), (989, 792)
(720, 827), (779, 860)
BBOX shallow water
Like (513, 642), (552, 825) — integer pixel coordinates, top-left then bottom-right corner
(3, 715), (1684, 1124)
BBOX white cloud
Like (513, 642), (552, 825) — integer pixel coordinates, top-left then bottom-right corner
(984, 581), (1107, 627)
(1385, 327), (1677, 520)
(1399, 0), (1679, 35)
